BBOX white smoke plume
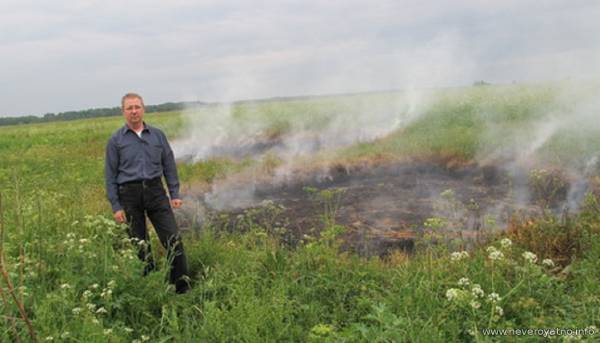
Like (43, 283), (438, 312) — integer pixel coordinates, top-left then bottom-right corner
(172, 31), (472, 164)
(170, 19), (600, 219)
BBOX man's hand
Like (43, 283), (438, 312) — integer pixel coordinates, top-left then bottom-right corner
(171, 198), (183, 209)
(113, 210), (126, 224)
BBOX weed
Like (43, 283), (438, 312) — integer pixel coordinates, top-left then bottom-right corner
(304, 186), (346, 228)
(528, 168), (569, 209)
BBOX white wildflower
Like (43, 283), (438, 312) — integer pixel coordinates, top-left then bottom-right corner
(470, 300), (481, 309)
(45, 336), (54, 341)
(488, 250), (504, 261)
(458, 277), (470, 287)
(522, 251), (538, 264)
(72, 307), (82, 315)
(92, 318), (100, 325)
(79, 238), (90, 244)
(500, 238), (512, 249)
(96, 307), (108, 314)
(471, 284), (484, 298)
(542, 258), (555, 267)
(141, 335), (150, 341)
(82, 290), (93, 299)
(451, 251), (469, 262)
(87, 303), (96, 312)
(446, 288), (461, 301)
(486, 246), (497, 253)
(125, 327), (134, 333)
(107, 280), (116, 288)
(60, 283), (71, 290)
(487, 292), (501, 303)
(101, 289), (113, 299)
(450, 252), (462, 261)
(90, 283), (99, 289)
(495, 305), (504, 316)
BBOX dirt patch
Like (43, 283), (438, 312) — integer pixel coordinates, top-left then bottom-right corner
(179, 160), (585, 256)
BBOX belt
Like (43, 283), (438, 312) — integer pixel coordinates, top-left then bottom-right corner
(120, 177), (162, 187)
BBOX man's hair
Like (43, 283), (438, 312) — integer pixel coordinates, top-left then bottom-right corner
(121, 93), (145, 109)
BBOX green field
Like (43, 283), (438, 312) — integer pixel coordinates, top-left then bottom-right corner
(1, 82), (599, 342)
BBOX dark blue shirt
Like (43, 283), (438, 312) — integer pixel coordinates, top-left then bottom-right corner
(105, 123), (180, 212)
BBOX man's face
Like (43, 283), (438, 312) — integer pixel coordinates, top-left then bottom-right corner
(122, 97), (145, 127)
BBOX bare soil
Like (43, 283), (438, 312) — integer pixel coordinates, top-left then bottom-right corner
(180, 159), (582, 256)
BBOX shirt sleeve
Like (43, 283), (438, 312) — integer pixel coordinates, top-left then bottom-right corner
(161, 132), (181, 199)
(105, 136), (123, 212)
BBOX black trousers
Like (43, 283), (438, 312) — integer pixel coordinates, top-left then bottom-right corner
(118, 179), (189, 291)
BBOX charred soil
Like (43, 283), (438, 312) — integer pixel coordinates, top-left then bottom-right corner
(184, 159), (584, 257)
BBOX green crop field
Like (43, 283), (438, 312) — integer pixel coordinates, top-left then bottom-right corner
(1, 82), (599, 342)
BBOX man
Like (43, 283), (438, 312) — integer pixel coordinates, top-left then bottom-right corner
(105, 93), (190, 294)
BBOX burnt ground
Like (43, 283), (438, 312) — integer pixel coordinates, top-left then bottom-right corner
(179, 161), (582, 256)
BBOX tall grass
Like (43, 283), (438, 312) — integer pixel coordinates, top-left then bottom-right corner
(0, 83), (599, 341)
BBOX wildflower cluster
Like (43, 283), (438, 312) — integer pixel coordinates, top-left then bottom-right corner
(458, 277), (470, 287)
(451, 250), (469, 262)
(132, 335), (151, 342)
(487, 292), (501, 303)
(486, 246), (504, 261)
(499, 238), (512, 249)
(11, 255), (39, 281)
(445, 288), (467, 302)
(77, 279), (118, 326)
(65, 224), (99, 259)
(44, 331), (71, 341)
(470, 284), (484, 298)
(445, 277), (504, 323)
(483, 238), (513, 263)
(442, 238), (567, 331)
(542, 258), (555, 268)
(120, 237), (138, 260)
(522, 251), (538, 264)
(100, 280), (116, 300)
(82, 214), (123, 236)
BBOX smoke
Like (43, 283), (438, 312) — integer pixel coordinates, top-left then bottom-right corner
(173, 87), (432, 164)
(474, 80), (600, 212)
(172, 30), (473, 164)
(172, 91), (430, 210)
(204, 180), (257, 211)
(169, 17), (600, 230)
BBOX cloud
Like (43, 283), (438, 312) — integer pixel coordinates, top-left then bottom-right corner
(1, 0), (599, 116)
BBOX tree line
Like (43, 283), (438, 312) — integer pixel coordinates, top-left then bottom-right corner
(0, 101), (206, 126)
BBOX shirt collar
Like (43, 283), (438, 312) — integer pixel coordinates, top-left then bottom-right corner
(121, 122), (151, 135)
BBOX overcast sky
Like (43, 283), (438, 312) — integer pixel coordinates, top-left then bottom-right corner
(1, 0), (599, 117)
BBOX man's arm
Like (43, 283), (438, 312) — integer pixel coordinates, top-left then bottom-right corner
(160, 132), (181, 206)
(105, 136), (123, 213)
